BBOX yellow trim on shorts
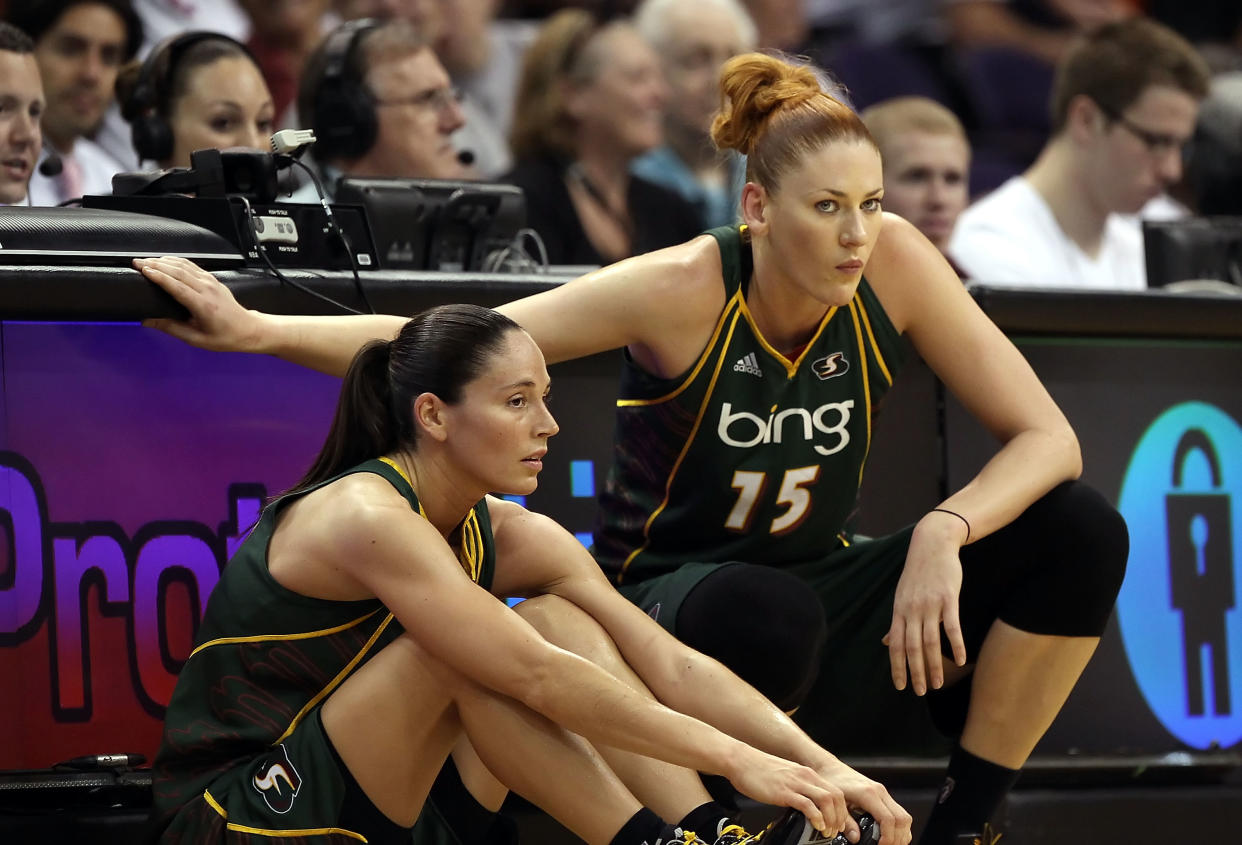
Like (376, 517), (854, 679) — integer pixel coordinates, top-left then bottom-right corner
(189, 609), (386, 659)
(204, 789), (228, 818)
(617, 311), (743, 582)
(203, 791), (370, 842)
(225, 823), (368, 841)
(273, 613), (397, 744)
(617, 289), (743, 407)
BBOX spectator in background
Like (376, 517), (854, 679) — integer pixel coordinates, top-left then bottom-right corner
(631, 0), (755, 229)
(131, 0), (250, 49)
(1144, 0), (1242, 73)
(335, 0), (438, 24)
(433, 0), (537, 178)
(949, 17), (1209, 290)
(239, 0), (333, 127)
(115, 32), (275, 169)
(506, 9), (700, 267)
(945, 0), (1135, 66)
(739, 0), (809, 51)
(0, 23), (43, 205)
(1183, 71), (1242, 216)
(292, 17), (469, 200)
(862, 96), (970, 257)
(333, 0), (512, 175)
(93, 0), (253, 168)
(6, 0), (142, 205)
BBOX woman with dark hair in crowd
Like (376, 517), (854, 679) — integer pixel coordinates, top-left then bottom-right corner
(135, 256), (910, 845)
(115, 31), (275, 168)
(505, 8), (701, 266)
(138, 49), (1128, 845)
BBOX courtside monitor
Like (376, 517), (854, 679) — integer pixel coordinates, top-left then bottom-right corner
(1143, 217), (1242, 293)
(0, 206), (244, 268)
(335, 178), (525, 272)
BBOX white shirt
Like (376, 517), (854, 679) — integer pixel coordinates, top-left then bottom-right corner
(948, 176), (1146, 291)
(133, 0), (249, 53)
(27, 138), (125, 206)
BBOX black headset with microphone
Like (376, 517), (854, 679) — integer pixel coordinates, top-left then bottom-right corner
(308, 19), (474, 168)
(309, 18), (383, 163)
(121, 30), (255, 163)
(38, 140), (63, 177)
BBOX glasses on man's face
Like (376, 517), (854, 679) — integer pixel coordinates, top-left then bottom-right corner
(374, 85), (463, 115)
(1095, 101), (1189, 158)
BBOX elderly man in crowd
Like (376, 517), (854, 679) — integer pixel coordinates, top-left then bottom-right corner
(631, 0), (756, 229)
(291, 16), (470, 202)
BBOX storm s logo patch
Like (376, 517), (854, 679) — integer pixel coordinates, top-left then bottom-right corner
(811, 352), (849, 380)
(252, 744), (303, 814)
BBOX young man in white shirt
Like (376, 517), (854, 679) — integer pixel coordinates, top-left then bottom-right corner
(949, 17), (1210, 291)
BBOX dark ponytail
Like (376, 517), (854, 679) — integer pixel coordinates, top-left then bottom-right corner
(289, 340), (396, 495)
(288, 304), (522, 495)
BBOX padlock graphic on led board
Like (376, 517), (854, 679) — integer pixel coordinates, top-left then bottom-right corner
(1165, 428), (1234, 717)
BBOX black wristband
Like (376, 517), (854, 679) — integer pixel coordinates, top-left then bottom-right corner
(930, 508), (971, 543)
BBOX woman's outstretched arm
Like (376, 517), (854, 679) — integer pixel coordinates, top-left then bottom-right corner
(137, 256), (406, 376)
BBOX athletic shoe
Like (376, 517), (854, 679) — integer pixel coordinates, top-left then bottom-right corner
(739, 808), (881, 845)
(956, 824), (1003, 845)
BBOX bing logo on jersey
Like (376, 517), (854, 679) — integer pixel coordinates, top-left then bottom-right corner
(1116, 401), (1242, 750)
(252, 744), (304, 813)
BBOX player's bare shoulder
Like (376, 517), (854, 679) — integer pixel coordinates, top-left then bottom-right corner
(621, 233), (730, 377)
(287, 475), (418, 559)
(865, 213), (962, 333)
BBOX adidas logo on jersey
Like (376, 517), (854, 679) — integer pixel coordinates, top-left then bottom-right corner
(733, 352), (762, 377)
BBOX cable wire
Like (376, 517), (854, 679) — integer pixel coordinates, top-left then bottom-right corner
(237, 194), (367, 315)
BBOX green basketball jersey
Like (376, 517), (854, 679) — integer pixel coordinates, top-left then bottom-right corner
(152, 457), (496, 828)
(595, 224), (907, 584)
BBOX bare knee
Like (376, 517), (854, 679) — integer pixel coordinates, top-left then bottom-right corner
(514, 595), (617, 663)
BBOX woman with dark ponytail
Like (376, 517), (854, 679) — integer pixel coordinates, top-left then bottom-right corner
(141, 49), (1127, 845)
(142, 279), (889, 845)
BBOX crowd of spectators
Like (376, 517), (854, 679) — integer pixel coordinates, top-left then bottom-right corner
(0, 0), (1237, 287)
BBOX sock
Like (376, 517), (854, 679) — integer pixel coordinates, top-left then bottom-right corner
(918, 747), (1019, 845)
(678, 800), (735, 841)
(426, 762), (497, 845)
(610, 807), (679, 845)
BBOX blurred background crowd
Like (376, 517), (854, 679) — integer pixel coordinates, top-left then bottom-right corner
(0, 0), (1238, 287)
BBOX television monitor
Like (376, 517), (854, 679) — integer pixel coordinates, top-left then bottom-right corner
(334, 178), (526, 272)
(1143, 217), (1242, 293)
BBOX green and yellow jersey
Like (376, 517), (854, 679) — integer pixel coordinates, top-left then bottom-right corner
(595, 224), (907, 584)
(152, 457), (496, 836)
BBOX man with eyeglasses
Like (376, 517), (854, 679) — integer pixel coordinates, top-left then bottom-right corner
(948, 17), (1210, 290)
(291, 17), (470, 202)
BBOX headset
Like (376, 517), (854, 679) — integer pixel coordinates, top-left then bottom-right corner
(309, 18), (383, 163)
(123, 30), (255, 164)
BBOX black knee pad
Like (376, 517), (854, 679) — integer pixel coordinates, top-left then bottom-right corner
(675, 564), (827, 710)
(986, 481), (1129, 638)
